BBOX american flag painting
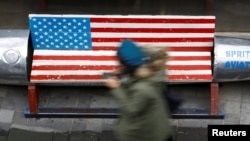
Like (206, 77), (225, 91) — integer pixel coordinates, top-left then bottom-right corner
(29, 14), (215, 83)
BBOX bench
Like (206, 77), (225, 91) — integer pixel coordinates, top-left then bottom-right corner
(25, 14), (222, 118)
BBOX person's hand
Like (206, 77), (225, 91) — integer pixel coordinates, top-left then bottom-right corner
(111, 67), (124, 76)
(104, 76), (121, 89)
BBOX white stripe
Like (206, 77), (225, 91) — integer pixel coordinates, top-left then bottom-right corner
(32, 60), (210, 66)
(30, 79), (211, 83)
(29, 14), (215, 19)
(91, 23), (215, 28)
(34, 50), (116, 56)
(168, 70), (211, 75)
(31, 70), (211, 76)
(32, 60), (119, 66)
(31, 70), (109, 75)
(30, 79), (106, 83)
(167, 60), (211, 65)
(92, 33), (215, 38)
(34, 50), (211, 57)
(89, 15), (215, 19)
(92, 42), (213, 47)
(168, 52), (211, 56)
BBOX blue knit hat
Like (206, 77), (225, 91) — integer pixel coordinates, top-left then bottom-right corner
(117, 40), (146, 67)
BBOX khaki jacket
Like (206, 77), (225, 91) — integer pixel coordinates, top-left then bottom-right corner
(110, 47), (173, 141)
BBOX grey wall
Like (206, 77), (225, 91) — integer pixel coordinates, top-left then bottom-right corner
(1, 0), (250, 32)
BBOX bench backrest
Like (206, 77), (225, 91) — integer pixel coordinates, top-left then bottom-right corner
(29, 14), (215, 84)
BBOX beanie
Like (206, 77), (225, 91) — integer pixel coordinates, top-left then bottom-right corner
(117, 40), (146, 67)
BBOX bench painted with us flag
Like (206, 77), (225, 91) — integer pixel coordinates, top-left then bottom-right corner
(29, 14), (215, 84)
(25, 14), (222, 118)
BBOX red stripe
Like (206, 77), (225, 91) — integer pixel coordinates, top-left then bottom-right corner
(32, 47), (214, 52)
(31, 74), (212, 81)
(168, 75), (212, 80)
(91, 28), (215, 33)
(33, 55), (118, 60)
(92, 46), (118, 51)
(167, 65), (211, 70)
(32, 65), (211, 71)
(90, 17), (215, 23)
(32, 65), (120, 70)
(32, 56), (211, 65)
(92, 46), (213, 52)
(168, 46), (213, 52)
(31, 75), (102, 80)
(170, 56), (211, 60)
(91, 38), (214, 42)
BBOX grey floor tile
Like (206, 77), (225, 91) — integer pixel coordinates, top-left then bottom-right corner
(38, 86), (52, 106)
(223, 101), (241, 115)
(176, 127), (207, 141)
(0, 130), (7, 141)
(219, 82), (243, 102)
(0, 86), (8, 97)
(69, 131), (99, 141)
(11, 111), (28, 125)
(0, 110), (14, 123)
(53, 132), (69, 141)
(1, 86), (27, 112)
(241, 81), (250, 103)
(0, 123), (11, 132)
(7, 128), (53, 141)
(0, 98), (3, 109)
(71, 118), (87, 132)
(85, 119), (104, 132)
(240, 103), (250, 124)
(0, 136), (7, 141)
(27, 118), (72, 132)
(178, 119), (208, 128)
(100, 130), (117, 141)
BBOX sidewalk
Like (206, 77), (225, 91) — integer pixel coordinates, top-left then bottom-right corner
(0, 84), (210, 141)
(1, 81), (250, 141)
(0, 126), (208, 141)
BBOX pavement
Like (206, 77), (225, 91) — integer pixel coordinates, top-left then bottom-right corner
(0, 84), (214, 141)
(1, 80), (250, 141)
(0, 126), (208, 141)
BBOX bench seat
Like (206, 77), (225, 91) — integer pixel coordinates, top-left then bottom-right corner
(30, 50), (212, 83)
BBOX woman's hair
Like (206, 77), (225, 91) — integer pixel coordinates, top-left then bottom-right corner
(141, 46), (169, 71)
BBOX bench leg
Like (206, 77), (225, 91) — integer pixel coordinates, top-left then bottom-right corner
(28, 85), (39, 114)
(210, 82), (219, 115)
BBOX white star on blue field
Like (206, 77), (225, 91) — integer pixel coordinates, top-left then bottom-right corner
(29, 17), (92, 50)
